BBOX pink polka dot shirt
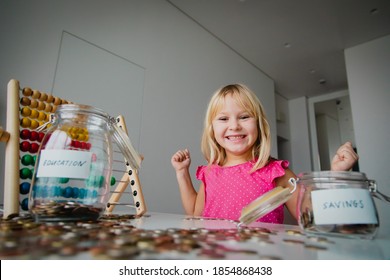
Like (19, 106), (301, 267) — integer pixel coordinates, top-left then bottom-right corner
(196, 159), (289, 224)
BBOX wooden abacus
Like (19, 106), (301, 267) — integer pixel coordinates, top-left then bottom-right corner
(1, 79), (147, 218)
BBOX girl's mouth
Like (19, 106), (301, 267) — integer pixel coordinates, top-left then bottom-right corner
(226, 135), (246, 141)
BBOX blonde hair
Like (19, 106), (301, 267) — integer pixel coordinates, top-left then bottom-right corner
(201, 84), (271, 170)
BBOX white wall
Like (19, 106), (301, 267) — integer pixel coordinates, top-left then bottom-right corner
(275, 94), (290, 141)
(288, 97), (312, 173)
(275, 93), (292, 163)
(0, 0), (276, 215)
(345, 35), (390, 237)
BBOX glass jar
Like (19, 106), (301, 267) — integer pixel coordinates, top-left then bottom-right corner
(297, 171), (387, 239)
(28, 104), (140, 222)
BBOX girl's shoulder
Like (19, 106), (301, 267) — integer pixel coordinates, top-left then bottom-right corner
(252, 158), (290, 181)
(196, 164), (220, 180)
(196, 164), (216, 180)
(265, 157), (289, 169)
(196, 165), (207, 180)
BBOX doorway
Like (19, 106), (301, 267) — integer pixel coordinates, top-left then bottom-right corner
(308, 90), (357, 171)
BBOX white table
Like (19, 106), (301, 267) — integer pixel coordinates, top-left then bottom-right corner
(125, 212), (389, 260)
(1, 212), (389, 260)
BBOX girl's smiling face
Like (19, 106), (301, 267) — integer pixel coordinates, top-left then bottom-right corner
(212, 94), (258, 165)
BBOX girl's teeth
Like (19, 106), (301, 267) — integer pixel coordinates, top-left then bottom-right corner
(228, 136), (243, 140)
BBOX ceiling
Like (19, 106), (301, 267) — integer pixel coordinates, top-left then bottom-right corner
(168, 0), (390, 100)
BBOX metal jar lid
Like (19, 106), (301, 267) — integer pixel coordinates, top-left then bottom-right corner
(239, 178), (297, 226)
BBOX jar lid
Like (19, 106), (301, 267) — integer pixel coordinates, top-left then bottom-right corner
(239, 182), (295, 226)
(110, 120), (142, 170)
(298, 171), (368, 182)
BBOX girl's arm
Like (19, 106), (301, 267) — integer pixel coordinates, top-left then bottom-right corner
(175, 167), (200, 215)
(275, 168), (299, 220)
(194, 183), (205, 216)
(171, 149), (203, 215)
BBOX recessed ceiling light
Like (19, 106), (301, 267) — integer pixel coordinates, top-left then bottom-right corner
(319, 79), (327, 85)
(284, 42), (291, 48)
(370, 8), (379, 15)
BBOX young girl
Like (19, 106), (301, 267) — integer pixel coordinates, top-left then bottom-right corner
(171, 84), (358, 224)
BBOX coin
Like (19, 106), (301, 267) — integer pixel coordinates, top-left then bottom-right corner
(283, 239), (304, 245)
(304, 244), (327, 251)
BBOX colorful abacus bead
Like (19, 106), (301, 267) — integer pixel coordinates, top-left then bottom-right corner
(20, 168), (33, 180)
(21, 107), (31, 117)
(71, 140), (91, 150)
(30, 109), (39, 119)
(39, 92), (48, 102)
(53, 97), (61, 105)
(37, 101), (45, 111)
(38, 132), (45, 142)
(30, 99), (38, 108)
(63, 186), (73, 198)
(44, 103), (53, 113)
(78, 188), (86, 199)
(77, 133), (87, 141)
(71, 140), (81, 149)
(21, 154), (35, 166)
(34, 186), (47, 198)
(20, 97), (31, 106)
(72, 187), (79, 199)
(22, 87), (33, 97)
(37, 111), (47, 121)
(46, 94), (54, 103)
(30, 119), (39, 130)
(19, 182), (31, 195)
(29, 143), (40, 153)
(69, 127), (89, 141)
(86, 175), (105, 188)
(20, 129), (45, 142)
(81, 141), (91, 150)
(58, 177), (70, 184)
(57, 186), (81, 199)
(31, 90), (41, 99)
(20, 118), (31, 128)
(20, 129), (30, 140)
(20, 198), (29, 211)
(20, 141), (31, 152)
(29, 131), (39, 141)
(53, 186), (61, 197)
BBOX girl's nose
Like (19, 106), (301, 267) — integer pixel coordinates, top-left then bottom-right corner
(229, 118), (241, 130)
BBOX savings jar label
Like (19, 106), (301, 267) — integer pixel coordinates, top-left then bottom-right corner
(311, 188), (378, 225)
(37, 149), (92, 179)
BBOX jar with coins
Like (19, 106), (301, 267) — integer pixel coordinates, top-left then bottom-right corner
(297, 171), (389, 239)
(28, 104), (140, 222)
